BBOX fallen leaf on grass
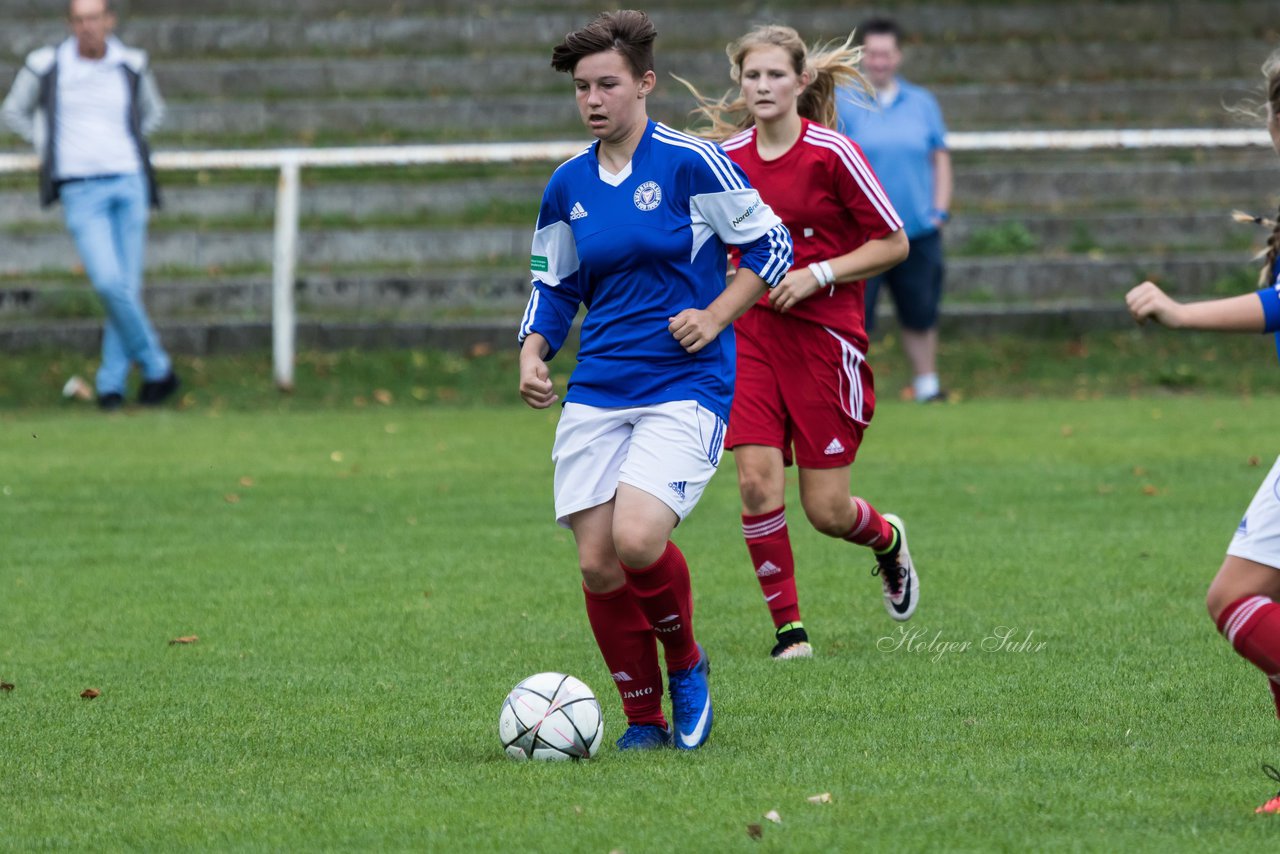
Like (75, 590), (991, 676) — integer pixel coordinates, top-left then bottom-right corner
(746, 824), (762, 840)
(1249, 456), (1261, 467)
(169, 636), (199, 645)
(80, 688), (100, 699)
(224, 493), (241, 504)
(0, 682), (13, 692)
(239, 476), (255, 487)
(373, 389), (394, 405)
(1142, 484), (1159, 496)
(764, 810), (782, 824)
(806, 792), (832, 804)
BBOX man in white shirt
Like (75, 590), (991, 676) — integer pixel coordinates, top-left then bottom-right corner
(2, 0), (177, 410)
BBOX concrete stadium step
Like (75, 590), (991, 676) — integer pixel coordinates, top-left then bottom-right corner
(0, 318), (511, 356)
(0, 271), (532, 320)
(960, 161), (1278, 212)
(0, 204), (1264, 277)
(1, 3), (1270, 56)
(0, 177), (545, 228)
(2, 157), (1267, 230)
(0, 211), (1265, 278)
(3, 36), (1265, 104)
(0, 304), (1143, 355)
(0, 252), (1258, 324)
(125, 79), (1252, 146)
(951, 211), (1264, 256)
(0, 226), (532, 276)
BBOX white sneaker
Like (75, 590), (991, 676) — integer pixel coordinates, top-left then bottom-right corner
(874, 513), (918, 621)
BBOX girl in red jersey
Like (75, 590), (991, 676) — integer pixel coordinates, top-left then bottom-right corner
(681, 25), (915, 659)
(1125, 47), (1280, 814)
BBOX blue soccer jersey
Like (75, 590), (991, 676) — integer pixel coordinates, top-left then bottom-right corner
(518, 120), (793, 421)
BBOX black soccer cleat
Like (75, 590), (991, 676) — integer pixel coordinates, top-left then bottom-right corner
(770, 621), (813, 659)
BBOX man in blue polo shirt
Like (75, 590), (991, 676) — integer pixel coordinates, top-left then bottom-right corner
(837, 16), (953, 403)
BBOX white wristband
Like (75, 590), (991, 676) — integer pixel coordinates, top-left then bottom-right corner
(808, 261), (834, 287)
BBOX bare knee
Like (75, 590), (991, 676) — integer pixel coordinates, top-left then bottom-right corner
(613, 528), (666, 569)
(580, 557), (624, 594)
(738, 471), (776, 514)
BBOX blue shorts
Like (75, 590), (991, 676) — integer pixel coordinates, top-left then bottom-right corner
(865, 229), (945, 333)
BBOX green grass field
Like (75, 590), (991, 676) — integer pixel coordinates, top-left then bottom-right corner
(4, 346), (1280, 849)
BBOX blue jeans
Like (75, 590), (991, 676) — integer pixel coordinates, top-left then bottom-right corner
(60, 173), (170, 395)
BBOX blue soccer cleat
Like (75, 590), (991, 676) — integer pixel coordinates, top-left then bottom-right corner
(668, 644), (712, 750)
(615, 723), (672, 751)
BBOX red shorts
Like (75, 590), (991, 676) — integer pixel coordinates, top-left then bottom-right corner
(726, 306), (875, 469)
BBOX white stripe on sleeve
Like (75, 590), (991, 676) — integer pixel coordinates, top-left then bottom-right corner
(804, 125), (903, 231)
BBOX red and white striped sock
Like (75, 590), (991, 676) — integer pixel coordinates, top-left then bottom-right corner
(1217, 595), (1280, 718)
(742, 507), (800, 628)
(622, 541), (699, 672)
(582, 584), (665, 727)
(842, 496), (896, 552)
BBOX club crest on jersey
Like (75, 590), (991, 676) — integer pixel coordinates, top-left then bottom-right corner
(634, 181), (662, 211)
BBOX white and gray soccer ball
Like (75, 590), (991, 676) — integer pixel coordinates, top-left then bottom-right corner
(499, 672), (603, 761)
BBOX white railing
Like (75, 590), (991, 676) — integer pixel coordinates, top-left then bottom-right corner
(0, 128), (1271, 389)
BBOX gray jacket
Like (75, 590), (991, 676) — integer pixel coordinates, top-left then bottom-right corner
(1, 37), (165, 208)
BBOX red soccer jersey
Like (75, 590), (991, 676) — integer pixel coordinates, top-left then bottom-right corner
(722, 118), (902, 345)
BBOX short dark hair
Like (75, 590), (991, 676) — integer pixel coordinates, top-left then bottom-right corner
(551, 10), (656, 78)
(855, 17), (902, 46)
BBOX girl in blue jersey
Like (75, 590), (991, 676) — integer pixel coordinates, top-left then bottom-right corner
(517, 10), (793, 751)
(1125, 47), (1280, 814)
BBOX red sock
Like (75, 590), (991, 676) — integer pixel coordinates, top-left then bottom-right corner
(742, 507), (800, 628)
(622, 541), (699, 672)
(842, 496), (895, 551)
(1217, 595), (1280, 718)
(582, 584), (665, 727)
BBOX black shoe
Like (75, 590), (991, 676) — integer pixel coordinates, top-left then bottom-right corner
(97, 392), (124, 411)
(138, 372), (180, 406)
(770, 622), (813, 659)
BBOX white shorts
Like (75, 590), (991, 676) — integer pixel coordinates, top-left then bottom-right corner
(1227, 455), (1280, 568)
(551, 401), (726, 528)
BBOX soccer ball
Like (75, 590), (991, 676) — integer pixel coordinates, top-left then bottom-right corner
(499, 672), (603, 761)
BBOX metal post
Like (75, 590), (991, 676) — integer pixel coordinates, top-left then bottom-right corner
(272, 156), (300, 391)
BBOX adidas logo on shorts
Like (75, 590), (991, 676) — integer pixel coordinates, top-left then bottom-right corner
(668, 481), (687, 500)
(824, 438), (845, 455)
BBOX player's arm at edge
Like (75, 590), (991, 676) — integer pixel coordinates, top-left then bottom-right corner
(1126, 280), (1276, 333)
